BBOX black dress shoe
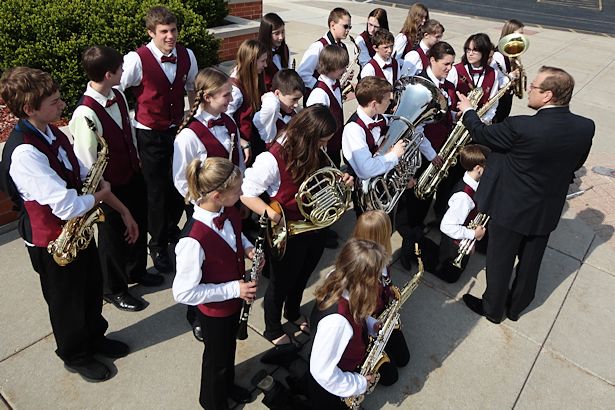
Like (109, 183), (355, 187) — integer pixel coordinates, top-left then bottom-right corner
(229, 384), (252, 404)
(462, 294), (502, 324)
(153, 251), (173, 273)
(103, 291), (145, 312)
(94, 337), (130, 358)
(130, 271), (164, 287)
(64, 358), (110, 382)
(260, 343), (300, 367)
(507, 310), (520, 322)
(192, 324), (204, 342)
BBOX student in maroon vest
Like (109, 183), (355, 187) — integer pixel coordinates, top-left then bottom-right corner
(435, 145), (490, 283)
(253, 69), (304, 146)
(297, 7), (351, 95)
(355, 8), (389, 68)
(447, 33), (499, 124)
(309, 239), (386, 408)
(393, 2), (429, 60)
(241, 105), (354, 350)
(71, 46), (163, 314)
(0, 67), (134, 382)
(360, 29), (400, 89)
(306, 45), (349, 168)
(342, 77), (405, 219)
(119, 6), (199, 274)
(227, 40), (268, 164)
(173, 67), (244, 341)
(403, 19), (444, 77)
(492, 19), (525, 123)
(259, 13), (291, 92)
(173, 157), (258, 408)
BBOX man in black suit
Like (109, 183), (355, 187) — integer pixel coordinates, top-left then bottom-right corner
(456, 66), (594, 323)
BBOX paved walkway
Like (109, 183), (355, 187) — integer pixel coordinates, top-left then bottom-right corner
(1, 0), (614, 408)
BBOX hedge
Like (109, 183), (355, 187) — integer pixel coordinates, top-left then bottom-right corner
(0, 0), (227, 114)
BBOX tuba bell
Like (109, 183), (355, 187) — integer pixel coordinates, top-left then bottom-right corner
(357, 76), (447, 213)
(498, 33), (530, 99)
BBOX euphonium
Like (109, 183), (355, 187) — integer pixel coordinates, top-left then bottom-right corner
(340, 35), (361, 98)
(343, 244), (424, 410)
(453, 213), (489, 268)
(47, 117), (108, 266)
(498, 33), (530, 99)
(357, 76), (447, 213)
(267, 148), (352, 259)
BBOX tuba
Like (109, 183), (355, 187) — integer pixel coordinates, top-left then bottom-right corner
(357, 76), (447, 213)
(340, 35), (361, 98)
(498, 33), (530, 99)
(267, 149), (352, 259)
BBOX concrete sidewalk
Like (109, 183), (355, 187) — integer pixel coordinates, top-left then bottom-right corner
(1, 0), (614, 408)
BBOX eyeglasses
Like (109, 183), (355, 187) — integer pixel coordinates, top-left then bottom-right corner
(367, 22), (380, 30)
(464, 48), (480, 54)
(339, 23), (352, 30)
(529, 83), (545, 92)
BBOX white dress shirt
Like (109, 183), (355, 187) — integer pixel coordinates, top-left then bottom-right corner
(241, 141), (283, 198)
(173, 204), (253, 305)
(297, 33), (334, 89)
(393, 33), (409, 59)
(173, 109), (245, 198)
(355, 33), (372, 67)
(403, 40), (429, 77)
(359, 54), (400, 86)
(440, 172), (480, 240)
(70, 84), (136, 170)
(227, 68), (244, 116)
(342, 107), (398, 180)
(272, 48), (283, 70)
(119, 40), (198, 129)
(9, 123), (94, 238)
(447, 64), (499, 124)
(306, 74), (342, 108)
(252, 92), (294, 144)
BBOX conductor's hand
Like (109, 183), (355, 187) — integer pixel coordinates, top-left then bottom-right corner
(456, 91), (473, 113)
(120, 210), (139, 244)
(390, 139), (406, 158)
(341, 173), (354, 187)
(474, 226), (486, 241)
(431, 155), (444, 169)
(239, 280), (257, 302)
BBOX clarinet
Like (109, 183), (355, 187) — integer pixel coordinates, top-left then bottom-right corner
(237, 213), (269, 340)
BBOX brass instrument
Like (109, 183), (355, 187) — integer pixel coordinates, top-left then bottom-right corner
(357, 76), (447, 213)
(47, 117), (108, 266)
(237, 213), (269, 340)
(344, 244), (424, 410)
(267, 148), (352, 259)
(453, 213), (489, 268)
(498, 33), (530, 99)
(340, 35), (361, 98)
(414, 87), (484, 200)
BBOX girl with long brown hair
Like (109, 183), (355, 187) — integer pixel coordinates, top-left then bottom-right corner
(240, 104), (353, 351)
(258, 12), (291, 92)
(227, 39), (268, 162)
(492, 19), (525, 122)
(394, 2), (429, 59)
(355, 8), (389, 67)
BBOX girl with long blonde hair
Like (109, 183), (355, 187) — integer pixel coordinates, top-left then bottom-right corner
(393, 2), (429, 59)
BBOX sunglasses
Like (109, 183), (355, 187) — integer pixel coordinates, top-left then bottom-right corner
(339, 23), (352, 30)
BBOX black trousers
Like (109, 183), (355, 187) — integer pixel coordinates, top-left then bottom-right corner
(136, 128), (184, 254)
(263, 230), (325, 340)
(198, 309), (240, 410)
(97, 173), (148, 295)
(483, 221), (550, 320)
(28, 242), (108, 364)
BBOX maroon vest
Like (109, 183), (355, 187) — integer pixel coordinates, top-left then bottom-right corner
(414, 45), (429, 72)
(346, 113), (380, 155)
(368, 58), (399, 85)
(269, 142), (302, 221)
(454, 63), (496, 107)
(401, 34), (414, 59)
(230, 77), (258, 142)
(264, 44), (290, 92)
(374, 269), (395, 316)
(423, 78), (457, 152)
(18, 123), (83, 246)
(186, 207), (245, 317)
(450, 181), (478, 246)
(134, 44), (190, 130)
(187, 114), (240, 166)
(311, 35), (347, 81)
(360, 31), (376, 58)
(80, 89), (140, 187)
(275, 110), (294, 139)
(315, 80), (344, 155)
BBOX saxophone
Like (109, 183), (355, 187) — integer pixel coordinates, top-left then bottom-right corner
(340, 35), (361, 98)
(47, 117), (108, 266)
(453, 213), (489, 268)
(343, 244), (424, 409)
(237, 213), (269, 340)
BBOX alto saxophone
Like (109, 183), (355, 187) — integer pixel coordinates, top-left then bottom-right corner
(237, 213), (269, 340)
(47, 117), (108, 266)
(340, 35), (360, 98)
(453, 213), (489, 268)
(343, 244), (424, 409)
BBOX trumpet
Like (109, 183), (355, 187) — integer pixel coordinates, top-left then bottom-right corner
(497, 33), (530, 99)
(453, 213), (489, 268)
(340, 35), (360, 98)
(267, 148), (352, 259)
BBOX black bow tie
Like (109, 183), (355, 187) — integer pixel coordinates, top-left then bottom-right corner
(105, 98), (117, 108)
(207, 117), (225, 128)
(368, 119), (386, 130)
(213, 212), (228, 230)
(161, 55), (177, 64)
(439, 82), (446, 90)
(272, 47), (282, 56)
(280, 109), (295, 117)
(332, 81), (340, 91)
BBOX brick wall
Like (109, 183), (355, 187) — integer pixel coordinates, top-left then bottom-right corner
(228, 1), (262, 20)
(0, 191), (18, 226)
(218, 32), (259, 61)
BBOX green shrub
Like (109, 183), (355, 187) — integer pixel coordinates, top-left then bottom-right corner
(0, 0), (226, 114)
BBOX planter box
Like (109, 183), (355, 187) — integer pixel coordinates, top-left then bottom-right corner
(209, 15), (261, 62)
(227, 0), (262, 20)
